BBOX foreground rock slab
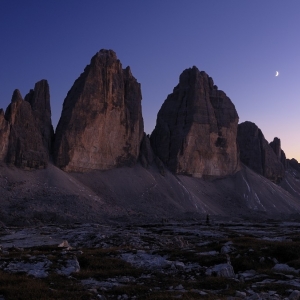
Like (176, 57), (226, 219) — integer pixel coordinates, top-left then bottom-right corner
(1, 220), (300, 299)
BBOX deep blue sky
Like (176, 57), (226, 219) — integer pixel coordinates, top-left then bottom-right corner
(1, 1), (299, 161)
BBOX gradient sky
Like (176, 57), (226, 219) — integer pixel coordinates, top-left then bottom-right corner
(1, 1), (299, 161)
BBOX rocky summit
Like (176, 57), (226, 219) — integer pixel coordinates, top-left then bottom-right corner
(150, 66), (239, 178)
(24, 80), (54, 152)
(270, 137), (287, 169)
(53, 49), (144, 172)
(3, 84), (51, 170)
(289, 158), (300, 172)
(0, 49), (299, 224)
(237, 121), (285, 183)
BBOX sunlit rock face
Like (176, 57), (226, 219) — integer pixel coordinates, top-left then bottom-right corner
(150, 66), (240, 178)
(237, 121), (285, 183)
(53, 49), (144, 172)
(4, 89), (49, 169)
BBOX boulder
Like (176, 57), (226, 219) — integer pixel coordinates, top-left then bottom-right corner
(4, 259), (52, 278)
(53, 49), (144, 172)
(289, 290), (300, 300)
(4, 89), (48, 169)
(150, 66), (239, 178)
(205, 263), (235, 278)
(237, 121), (285, 183)
(272, 263), (298, 274)
(221, 243), (236, 254)
(57, 258), (80, 276)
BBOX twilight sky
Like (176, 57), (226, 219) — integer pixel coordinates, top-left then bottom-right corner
(1, 1), (299, 161)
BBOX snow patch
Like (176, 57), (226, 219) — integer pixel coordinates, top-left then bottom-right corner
(285, 179), (299, 194)
(254, 192), (265, 211)
(242, 175), (250, 192)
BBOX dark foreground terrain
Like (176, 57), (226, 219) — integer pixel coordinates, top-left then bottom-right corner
(1, 219), (300, 299)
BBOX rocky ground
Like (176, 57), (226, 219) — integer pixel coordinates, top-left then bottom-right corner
(1, 219), (300, 299)
(1, 162), (300, 228)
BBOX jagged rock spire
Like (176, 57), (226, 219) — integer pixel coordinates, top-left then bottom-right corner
(53, 49), (144, 172)
(150, 66), (239, 178)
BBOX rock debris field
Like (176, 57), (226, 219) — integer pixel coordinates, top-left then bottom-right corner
(1, 220), (300, 299)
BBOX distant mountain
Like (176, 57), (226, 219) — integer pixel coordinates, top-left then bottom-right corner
(150, 66), (239, 178)
(237, 121), (285, 183)
(53, 49), (144, 172)
(0, 49), (299, 225)
(1, 80), (52, 170)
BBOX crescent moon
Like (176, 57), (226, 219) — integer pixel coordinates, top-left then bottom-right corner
(275, 71), (279, 77)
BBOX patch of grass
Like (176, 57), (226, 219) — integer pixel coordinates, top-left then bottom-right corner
(196, 276), (233, 290)
(231, 255), (273, 273)
(29, 245), (59, 253)
(143, 291), (226, 300)
(267, 242), (300, 262)
(198, 255), (227, 267)
(75, 247), (143, 280)
(255, 282), (295, 296)
(197, 241), (223, 252)
(0, 271), (92, 300)
(288, 258), (300, 269)
(105, 272), (238, 299)
(154, 248), (200, 263)
(154, 241), (226, 266)
(230, 236), (300, 272)
(231, 236), (263, 251)
(3, 245), (60, 258)
(109, 283), (151, 298)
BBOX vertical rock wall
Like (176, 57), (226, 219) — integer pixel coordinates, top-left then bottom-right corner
(4, 89), (50, 169)
(269, 137), (287, 169)
(150, 66), (239, 178)
(237, 121), (285, 183)
(25, 80), (54, 151)
(53, 49), (144, 172)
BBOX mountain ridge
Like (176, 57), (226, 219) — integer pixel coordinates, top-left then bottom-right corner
(0, 49), (299, 225)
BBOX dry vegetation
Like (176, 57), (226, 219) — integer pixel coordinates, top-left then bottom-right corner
(1, 221), (300, 299)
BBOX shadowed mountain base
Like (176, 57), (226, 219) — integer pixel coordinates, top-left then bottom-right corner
(0, 162), (300, 226)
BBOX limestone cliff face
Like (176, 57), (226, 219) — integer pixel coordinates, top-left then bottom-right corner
(269, 137), (287, 169)
(0, 109), (10, 160)
(237, 121), (285, 183)
(139, 133), (154, 169)
(53, 49), (144, 172)
(150, 66), (239, 178)
(4, 89), (48, 169)
(25, 80), (54, 151)
(289, 158), (300, 172)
